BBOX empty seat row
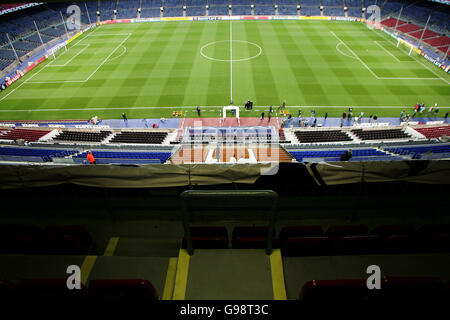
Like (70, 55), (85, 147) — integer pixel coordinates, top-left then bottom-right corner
(0, 225), (92, 255)
(299, 277), (449, 306)
(414, 126), (450, 139)
(352, 129), (411, 140)
(0, 129), (51, 142)
(53, 131), (111, 142)
(110, 131), (168, 144)
(294, 130), (352, 143)
(0, 279), (158, 303)
(182, 224), (450, 255)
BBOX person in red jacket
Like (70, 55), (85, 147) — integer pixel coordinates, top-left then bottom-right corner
(86, 151), (96, 164)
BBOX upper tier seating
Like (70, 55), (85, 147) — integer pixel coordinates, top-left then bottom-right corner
(351, 128), (411, 140)
(0, 129), (51, 142)
(52, 131), (112, 143)
(110, 131), (168, 144)
(294, 130), (352, 143)
(414, 126), (450, 139)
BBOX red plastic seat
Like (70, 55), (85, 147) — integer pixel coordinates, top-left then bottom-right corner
(89, 279), (158, 302)
(299, 279), (368, 305)
(333, 235), (381, 255)
(279, 226), (323, 243)
(17, 279), (89, 303)
(183, 226), (229, 249)
(325, 225), (368, 239)
(371, 225), (415, 238)
(282, 237), (332, 256)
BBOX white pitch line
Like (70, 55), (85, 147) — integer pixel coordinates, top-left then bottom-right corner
(0, 105), (448, 113)
(84, 34), (131, 81)
(370, 29), (449, 85)
(48, 44), (90, 67)
(230, 19), (233, 103)
(374, 40), (400, 62)
(330, 31), (380, 80)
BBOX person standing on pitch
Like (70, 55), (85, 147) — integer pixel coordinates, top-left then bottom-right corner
(197, 106), (201, 116)
(122, 113), (127, 121)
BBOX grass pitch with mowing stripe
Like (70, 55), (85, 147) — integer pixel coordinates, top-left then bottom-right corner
(0, 20), (448, 121)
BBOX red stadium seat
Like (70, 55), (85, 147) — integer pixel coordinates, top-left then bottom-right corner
(89, 279), (158, 302)
(281, 237), (333, 256)
(325, 224), (368, 239)
(279, 226), (323, 243)
(17, 279), (89, 303)
(371, 225), (415, 238)
(182, 226), (229, 249)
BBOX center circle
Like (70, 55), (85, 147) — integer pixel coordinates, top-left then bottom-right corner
(200, 40), (263, 62)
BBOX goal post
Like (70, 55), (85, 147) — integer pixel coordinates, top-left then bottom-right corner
(222, 106), (240, 120)
(397, 38), (418, 56)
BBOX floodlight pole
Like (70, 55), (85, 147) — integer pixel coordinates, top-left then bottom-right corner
(418, 15), (431, 47)
(60, 11), (69, 40)
(85, 2), (92, 25)
(6, 33), (20, 63)
(33, 21), (45, 47)
(393, 6), (403, 32)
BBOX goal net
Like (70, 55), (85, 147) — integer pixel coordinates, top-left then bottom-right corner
(397, 38), (418, 56)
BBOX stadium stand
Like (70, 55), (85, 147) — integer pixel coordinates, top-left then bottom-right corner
(110, 131), (168, 144)
(52, 130), (112, 143)
(351, 128), (411, 140)
(288, 148), (398, 162)
(280, 223), (450, 256)
(293, 129), (352, 143)
(73, 150), (172, 164)
(413, 125), (450, 139)
(0, 129), (51, 142)
(0, 146), (77, 162)
(383, 144), (450, 159)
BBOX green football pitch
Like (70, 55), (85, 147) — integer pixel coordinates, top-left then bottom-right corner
(0, 20), (449, 120)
